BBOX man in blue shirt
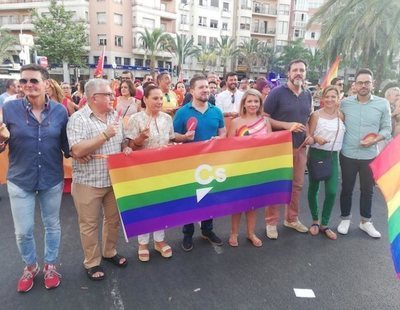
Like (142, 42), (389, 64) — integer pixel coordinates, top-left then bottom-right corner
(174, 74), (226, 251)
(338, 68), (391, 238)
(1, 64), (69, 292)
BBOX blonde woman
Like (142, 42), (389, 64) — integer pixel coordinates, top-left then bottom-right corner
(227, 89), (272, 247)
(46, 79), (64, 103)
(307, 85), (345, 240)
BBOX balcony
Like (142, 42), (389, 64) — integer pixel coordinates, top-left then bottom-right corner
(253, 6), (277, 16)
(251, 27), (276, 37)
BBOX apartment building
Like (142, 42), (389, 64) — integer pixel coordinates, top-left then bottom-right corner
(0, 0), (304, 81)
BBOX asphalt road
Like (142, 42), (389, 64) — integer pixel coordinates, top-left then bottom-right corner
(0, 179), (399, 310)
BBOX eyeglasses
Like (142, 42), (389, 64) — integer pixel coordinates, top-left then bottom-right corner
(355, 81), (372, 87)
(19, 78), (41, 85)
(336, 83), (344, 86)
(93, 92), (114, 99)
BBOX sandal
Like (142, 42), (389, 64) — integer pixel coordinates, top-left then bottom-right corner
(86, 265), (105, 281)
(102, 253), (128, 268)
(309, 223), (320, 236)
(228, 234), (239, 247)
(154, 241), (172, 258)
(138, 244), (150, 262)
(320, 227), (337, 240)
(247, 234), (262, 247)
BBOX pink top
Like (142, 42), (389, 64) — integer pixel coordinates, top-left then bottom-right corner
(235, 117), (269, 137)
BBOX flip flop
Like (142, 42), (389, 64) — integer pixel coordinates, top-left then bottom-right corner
(320, 227), (337, 240)
(102, 253), (128, 268)
(309, 223), (320, 236)
(247, 235), (262, 247)
(86, 265), (105, 281)
(228, 234), (239, 247)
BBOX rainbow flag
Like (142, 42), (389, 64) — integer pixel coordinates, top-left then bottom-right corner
(94, 46), (105, 78)
(108, 131), (293, 240)
(370, 135), (400, 279)
(320, 56), (340, 89)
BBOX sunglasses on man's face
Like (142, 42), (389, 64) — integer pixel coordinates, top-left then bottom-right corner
(19, 78), (41, 85)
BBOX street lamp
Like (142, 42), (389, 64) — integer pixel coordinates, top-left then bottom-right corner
(112, 62), (117, 79)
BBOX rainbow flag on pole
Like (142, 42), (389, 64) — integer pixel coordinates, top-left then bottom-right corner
(320, 56), (340, 89)
(370, 135), (400, 279)
(108, 131), (293, 240)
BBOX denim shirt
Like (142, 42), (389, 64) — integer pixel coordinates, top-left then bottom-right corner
(2, 97), (70, 191)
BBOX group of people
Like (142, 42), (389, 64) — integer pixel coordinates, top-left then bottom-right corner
(0, 59), (393, 293)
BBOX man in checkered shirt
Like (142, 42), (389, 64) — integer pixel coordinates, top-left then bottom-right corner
(67, 78), (130, 281)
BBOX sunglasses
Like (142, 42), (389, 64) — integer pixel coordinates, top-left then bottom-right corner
(19, 78), (41, 85)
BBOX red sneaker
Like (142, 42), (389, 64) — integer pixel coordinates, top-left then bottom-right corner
(43, 264), (61, 290)
(17, 263), (40, 293)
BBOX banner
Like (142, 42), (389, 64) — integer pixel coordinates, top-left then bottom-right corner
(320, 56), (340, 89)
(108, 131), (294, 240)
(94, 46), (105, 78)
(370, 135), (400, 279)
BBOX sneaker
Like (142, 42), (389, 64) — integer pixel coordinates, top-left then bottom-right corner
(181, 235), (193, 252)
(43, 264), (61, 290)
(337, 219), (351, 235)
(17, 263), (40, 293)
(266, 225), (278, 239)
(283, 220), (308, 233)
(359, 222), (381, 238)
(201, 231), (223, 246)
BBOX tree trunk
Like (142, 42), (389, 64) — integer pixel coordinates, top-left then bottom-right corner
(63, 61), (70, 83)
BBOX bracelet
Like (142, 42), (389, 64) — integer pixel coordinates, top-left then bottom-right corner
(102, 132), (110, 141)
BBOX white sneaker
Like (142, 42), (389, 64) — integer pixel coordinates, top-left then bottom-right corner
(337, 219), (351, 235)
(359, 222), (381, 238)
(283, 220), (308, 233)
(266, 225), (278, 239)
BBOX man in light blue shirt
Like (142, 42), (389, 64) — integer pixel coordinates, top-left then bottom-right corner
(338, 68), (391, 238)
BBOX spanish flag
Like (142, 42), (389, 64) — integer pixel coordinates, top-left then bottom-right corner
(370, 135), (400, 279)
(320, 56), (340, 89)
(108, 131), (294, 240)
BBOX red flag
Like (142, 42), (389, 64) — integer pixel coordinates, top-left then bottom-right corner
(320, 56), (340, 89)
(94, 46), (105, 78)
(178, 69), (183, 83)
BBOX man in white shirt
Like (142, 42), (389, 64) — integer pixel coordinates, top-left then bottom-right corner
(215, 72), (243, 117)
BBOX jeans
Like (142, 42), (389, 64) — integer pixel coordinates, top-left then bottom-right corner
(339, 153), (374, 221)
(7, 181), (63, 265)
(182, 219), (213, 237)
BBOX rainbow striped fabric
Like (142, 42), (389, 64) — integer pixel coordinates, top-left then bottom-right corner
(370, 135), (400, 279)
(321, 56), (340, 89)
(108, 131), (293, 240)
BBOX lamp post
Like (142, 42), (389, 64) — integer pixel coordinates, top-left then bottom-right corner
(19, 19), (34, 65)
(112, 62), (117, 79)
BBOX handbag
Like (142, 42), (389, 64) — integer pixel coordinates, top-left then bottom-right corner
(307, 113), (340, 181)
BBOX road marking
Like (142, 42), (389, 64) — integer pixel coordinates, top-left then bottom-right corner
(293, 288), (316, 298)
(110, 277), (125, 309)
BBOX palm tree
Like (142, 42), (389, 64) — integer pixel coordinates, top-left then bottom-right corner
(197, 45), (217, 74)
(216, 36), (239, 78)
(0, 28), (17, 63)
(165, 34), (199, 79)
(138, 28), (170, 77)
(309, 0), (400, 89)
(256, 42), (274, 75)
(239, 38), (261, 77)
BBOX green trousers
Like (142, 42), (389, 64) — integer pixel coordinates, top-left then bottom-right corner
(307, 148), (339, 226)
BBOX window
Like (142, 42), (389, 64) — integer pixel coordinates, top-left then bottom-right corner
(94, 56), (108, 64)
(124, 58), (131, 65)
(198, 16), (207, 27)
(311, 32), (316, 39)
(294, 29), (300, 37)
(222, 22), (228, 30)
(210, 19), (218, 29)
(241, 0), (251, 9)
(199, 0), (207, 6)
(135, 59), (144, 66)
(223, 2), (229, 11)
(180, 14), (188, 24)
(181, 0), (188, 4)
(114, 13), (123, 25)
(210, 0), (218, 7)
(197, 35), (207, 46)
(113, 0), (122, 3)
(209, 37), (218, 47)
(97, 34), (107, 46)
(157, 60), (164, 68)
(278, 4), (290, 15)
(142, 18), (155, 29)
(240, 17), (250, 30)
(115, 36), (123, 47)
(277, 21), (288, 35)
(115, 57), (122, 65)
(97, 12), (106, 24)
